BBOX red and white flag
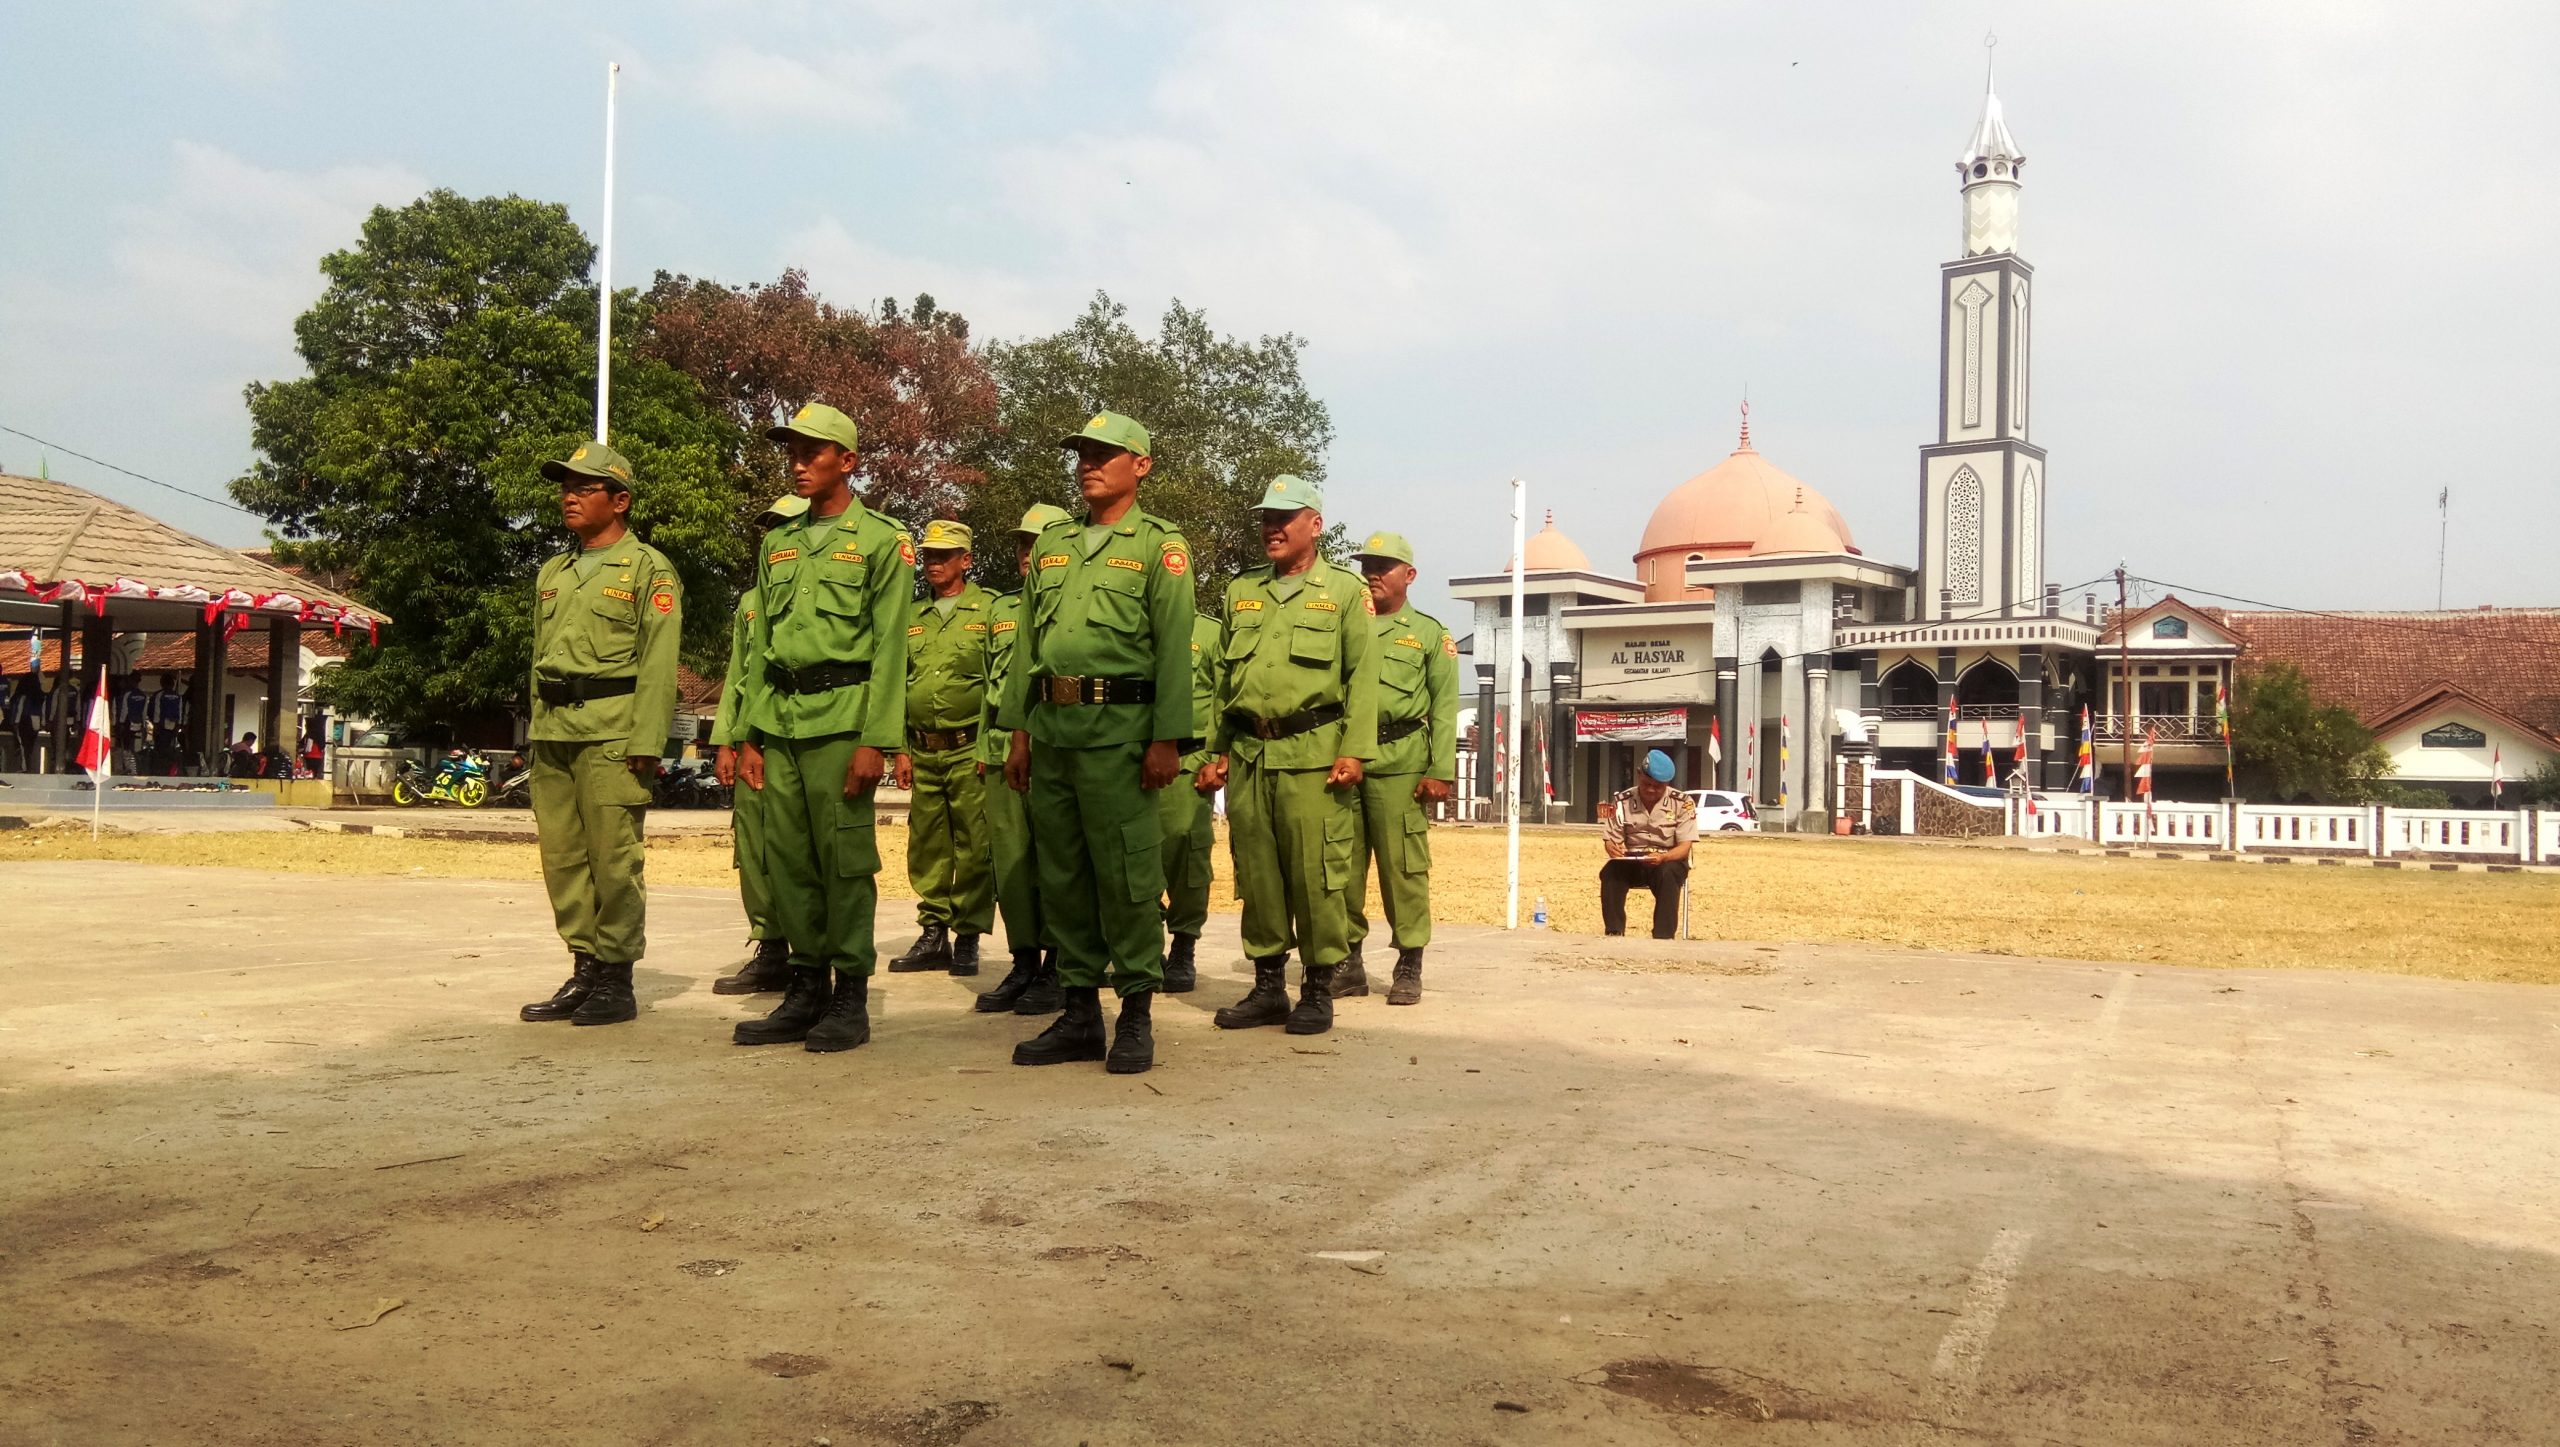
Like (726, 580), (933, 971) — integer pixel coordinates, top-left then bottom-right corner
(2135, 726), (2156, 802)
(74, 668), (111, 777)
(1707, 716), (1723, 766)
(2491, 743), (2503, 804)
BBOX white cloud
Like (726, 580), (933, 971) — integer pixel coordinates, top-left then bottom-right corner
(690, 43), (901, 127)
(675, 2), (1041, 128)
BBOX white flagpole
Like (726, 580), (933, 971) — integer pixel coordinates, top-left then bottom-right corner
(1506, 478), (1525, 930)
(594, 60), (621, 442)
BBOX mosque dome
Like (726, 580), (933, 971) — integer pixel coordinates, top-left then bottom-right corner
(1633, 408), (1858, 600)
(1513, 511), (1591, 572)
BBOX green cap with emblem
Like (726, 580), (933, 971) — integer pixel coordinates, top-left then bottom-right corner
(1016, 503), (1072, 536)
(757, 494), (810, 525)
(1254, 473), (1322, 513)
(919, 519), (974, 552)
(541, 440), (635, 491)
(1351, 530), (1415, 566)
(1059, 410), (1151, 458)
(766, 402), (860, 452)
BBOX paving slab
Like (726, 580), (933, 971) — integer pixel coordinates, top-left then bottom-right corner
(1, 859), (2553, 1445)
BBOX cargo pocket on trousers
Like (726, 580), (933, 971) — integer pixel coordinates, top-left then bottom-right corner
(1120, 817), (1164, 904)
(835, 803), (882, 878)
(1401, 809), (1432, 874)
(1322, 807), (1357, 892)
(601, 744), (654, 808)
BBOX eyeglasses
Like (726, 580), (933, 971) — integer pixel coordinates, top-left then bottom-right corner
(558, 481), (612, 497)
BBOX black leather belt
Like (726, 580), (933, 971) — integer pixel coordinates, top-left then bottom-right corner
(1377, 716), (1426, 744)
(537, 675), (637, 706)
(768, 662), (873, 696)
(1175, 737), (1206, 754)
(1226, 702), (1344, 741)
(908, 725), (978, 752)
(1037, 675), (1156, 706)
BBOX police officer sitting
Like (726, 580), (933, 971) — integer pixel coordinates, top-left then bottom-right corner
(1600, 749), (1698, 939)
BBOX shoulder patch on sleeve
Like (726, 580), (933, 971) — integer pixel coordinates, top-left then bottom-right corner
(1442, 635), (1459, 657)
(897, 536), (916, 567)
(1161, 545), (1188, 577)
(653, 590), (675, 614)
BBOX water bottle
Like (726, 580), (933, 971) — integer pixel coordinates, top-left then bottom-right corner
(1533, 895), (1548, 928)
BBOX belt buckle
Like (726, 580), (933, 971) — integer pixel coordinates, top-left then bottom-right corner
(1047, 676), (1082, 705)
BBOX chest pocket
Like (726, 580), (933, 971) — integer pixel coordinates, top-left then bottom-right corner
(1289, 612), (1340, 667)
(587, 592), (638, 655)
(762, 554), (803, 615)
(1223, 614), (1265, 662)
(813, 557), (870, 620)
(1380, 643), (1425, 696)
(1088, 562), (1146, 633)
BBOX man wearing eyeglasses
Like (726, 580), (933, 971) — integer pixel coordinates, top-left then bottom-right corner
(517, 440), (684, 1028)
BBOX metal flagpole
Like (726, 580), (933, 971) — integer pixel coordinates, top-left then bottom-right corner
(1506, 478), (1525, 930)
(594, 60), (621, 442)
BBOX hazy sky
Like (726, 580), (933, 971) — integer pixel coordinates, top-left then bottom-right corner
(4, 1), (2555, 630)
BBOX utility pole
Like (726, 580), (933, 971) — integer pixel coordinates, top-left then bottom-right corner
(2115, 564), (2134, 802)
(2436, 486), (2449, 609)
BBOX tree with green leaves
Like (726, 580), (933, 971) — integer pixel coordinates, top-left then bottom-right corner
(966, 293), (1337, 606)
(2230, 662), (2397, 803)
(231, 190), (747, 741)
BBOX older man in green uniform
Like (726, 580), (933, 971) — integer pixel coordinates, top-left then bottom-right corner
(731, 403), (914, 1054)
(517, 441), (683, 1028)
(998, 412), (1194, 1074)
(973, 503), (1071, 1015)
(709, 494), (809, 997)
(887, 519), (997, 976)
(1155, 609), (1224, 993)
(1335, 531), (1458, 1007)
(1197, 475), (1378, 1037)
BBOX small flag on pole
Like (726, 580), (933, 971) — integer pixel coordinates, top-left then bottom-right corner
(76, 665), (111, 840)
(1780, 714), (1791, 811)
(1942, 701), (1958, 784)
(1979, 718), (1995, 787)
(2217, 680), (2235, 797)
(1708, 716), (1723, 767)
(2075, 706), (2094, 794)
(2491, 743), (2503, 804)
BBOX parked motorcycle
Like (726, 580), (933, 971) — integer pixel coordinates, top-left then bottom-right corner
(487, 752), (532, 808)
(392, 749), (490, 808)
(652, 758), (724, 809)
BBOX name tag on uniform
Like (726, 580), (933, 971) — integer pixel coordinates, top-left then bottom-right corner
(1105, 557), (1145, 572)
(768, 548), (800, 565)
(540, 589), (557, 600)
(1305, 600), (1338, 612)
(1234, 599), (1264, 611)
(907, 625), (926, 636)
(992, 619), (1016, 634)
(833, 551), (862, 564)
(602, 587), (634, 602)
(965, 622), (987, 632)
(1394, 636), (1423, 649)
(1039, 554), (1070, 570)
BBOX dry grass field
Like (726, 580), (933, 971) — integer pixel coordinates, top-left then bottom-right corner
(4, 817), (2554, 983)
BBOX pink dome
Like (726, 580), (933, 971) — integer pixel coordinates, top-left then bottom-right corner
(1512, 511), (1591, 572)
(1754, 491), (1848, 556)
(1633, 411), (1856, 600)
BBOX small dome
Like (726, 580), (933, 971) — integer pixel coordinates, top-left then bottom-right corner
(1513, 511), (1591, 572)
(1755, 493), (1846, 556)
(1633, 409), (1856, 600)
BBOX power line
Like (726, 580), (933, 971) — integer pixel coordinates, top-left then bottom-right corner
(0, 423), (266, 519)
(2134, 575), (2560, 654)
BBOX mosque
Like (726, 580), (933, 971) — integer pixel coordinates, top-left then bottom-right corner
(1452, 65), (2102, 828)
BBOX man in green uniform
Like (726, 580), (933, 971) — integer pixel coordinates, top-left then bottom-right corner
(517, 441), (683, 1028)
(973, 503), (1072, 1015)
(887, 520), (997, 976)
(998, 412), (1194, 1074)
(710, 494), (809, 997)
(731, 403), (915, 1053)
(1155, 609), (1224, 992)
(1197, 475), (1378, 1037)
(1335, 532), (1458, 1007)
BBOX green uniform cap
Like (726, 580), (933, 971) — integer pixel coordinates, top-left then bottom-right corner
(1254, 473), (1322, 513)
(1352, 530), (1415, 566)
(1059, 410), (1152, 458)
(541, 440), (635, 490)
(1015, 503), (1073, 536)
(758, 494), (811, 524)
(767, 402), (860, 453)
(919, 519), (974, 552)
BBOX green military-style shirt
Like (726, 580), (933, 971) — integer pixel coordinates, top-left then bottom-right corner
(1180, 611), (1224, 768)
(1370, 604), (1459, 780)
(1212, 556), (1379, 770)
(740, 500), (915, 746)
(709, 589), (758, 748)
(975, 591), (1024, 767)
(529, 533), (683, 755)
(995, 507), (1195, 749)
(905, 581), (995, 736)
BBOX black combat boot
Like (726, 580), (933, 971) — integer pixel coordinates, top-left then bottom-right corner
(1387, 946), (1424, 1006)
(570, 960), (638, 1025)
(712, 937), (789, 995)
(1333, 942), (1371, 998)
(519, 952), (598, 1022)
(949, 933), (981, 977)
(888, 923), (952, 972)
(1106, 991), (1154, 1074)
(1013, 985), (1107, 1066)
(733, 966), (831, 1045)
(1285, 963), (1336, 1036)
(1214, 956), (1292, 1030)
(976, 949), (1040, 1013)
(804, 971), (870, 1052)
(1163, 933), (1198, 994)
(1012, 950), (1064, 1016)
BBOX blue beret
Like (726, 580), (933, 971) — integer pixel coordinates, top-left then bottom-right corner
(1643, 749), (1675, 782)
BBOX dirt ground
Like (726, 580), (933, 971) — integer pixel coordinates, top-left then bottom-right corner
(5, 860), (2558, 1445)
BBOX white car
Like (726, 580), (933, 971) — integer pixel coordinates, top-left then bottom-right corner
(1685, 789), (1760, 832)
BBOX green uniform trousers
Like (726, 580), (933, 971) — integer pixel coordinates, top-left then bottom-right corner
(985, 761), (1045, 956)
(530, 739), (653, 965)
(761, 733), (883, 977)
(1228, 754), (1356, 967)
(732, 770), (775, 941)
(1153, 755), (1216, 937)
(906, 745), (993, 934)
(1026, 740), (1165, 995)
(1346, 771), (1434, 949)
